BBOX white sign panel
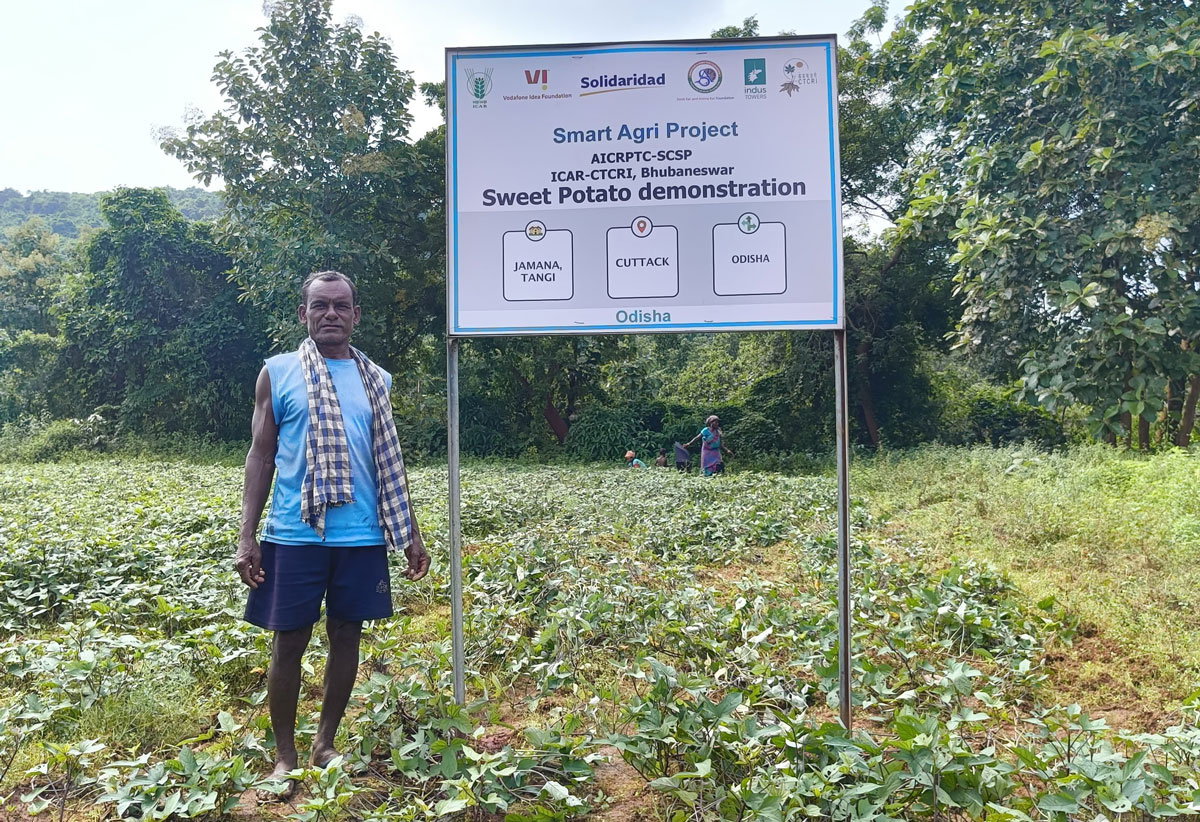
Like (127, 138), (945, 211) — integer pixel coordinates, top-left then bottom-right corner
(446, 37), (843, 336)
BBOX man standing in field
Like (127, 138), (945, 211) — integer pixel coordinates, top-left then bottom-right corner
(233, 270), (430, 797)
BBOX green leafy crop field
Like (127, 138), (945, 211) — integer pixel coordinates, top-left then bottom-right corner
(1, 456), (1198, 820)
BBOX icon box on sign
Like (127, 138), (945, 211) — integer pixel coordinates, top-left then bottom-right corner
(607, 218), (679, 299)
(502, 225), (574, 302)
(743, 58), (766, 86)
(712, 214), (787, 296)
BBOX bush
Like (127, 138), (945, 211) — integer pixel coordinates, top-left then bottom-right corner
(564, 404), (642, 460)
(0, 330), (63, 425)
(940, 382), (1065, 448)
(0, 413), (113, 462)
(724, 410), (782, 455)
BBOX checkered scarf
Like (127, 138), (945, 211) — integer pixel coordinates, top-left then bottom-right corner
(298, 337), (413, 553)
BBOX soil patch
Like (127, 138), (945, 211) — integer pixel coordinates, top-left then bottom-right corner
(591, 746), (658, 822)
(1042, 635), (1166, 732)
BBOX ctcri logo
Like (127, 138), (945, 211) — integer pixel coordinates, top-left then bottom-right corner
(687, 60), (722, 93)
(779, 58), (818, 97)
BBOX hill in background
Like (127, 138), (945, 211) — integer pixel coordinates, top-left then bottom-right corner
(0, 187), (224, 238)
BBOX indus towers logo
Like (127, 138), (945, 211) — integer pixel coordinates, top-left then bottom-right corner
(464, 66), (493, 108)
(743, 58), (767, 100)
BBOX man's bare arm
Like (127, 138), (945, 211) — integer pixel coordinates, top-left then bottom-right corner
(235, 367), (278, 589)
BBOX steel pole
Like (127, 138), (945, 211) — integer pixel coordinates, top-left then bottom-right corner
(446, 337), (465, 705)
(833, 329), (852, 730)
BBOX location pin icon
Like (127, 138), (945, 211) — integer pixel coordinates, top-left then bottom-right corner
(636, 220), (647, 234)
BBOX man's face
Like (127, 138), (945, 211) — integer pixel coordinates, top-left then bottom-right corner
(298, 278), (360, 348)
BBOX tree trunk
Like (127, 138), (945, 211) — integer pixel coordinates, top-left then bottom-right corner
(1138, 415), (1150, 451)
(854, 337), (881, 448)
(544, 393), (568, 444)
(1177, 374), (1200, 446)
(1163, 378), (1181, 446)
(1120, 369), (1133, 449)
(565, 370), (580, 422)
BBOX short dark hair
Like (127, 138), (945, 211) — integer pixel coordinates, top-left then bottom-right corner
(301, 270), (358, 305)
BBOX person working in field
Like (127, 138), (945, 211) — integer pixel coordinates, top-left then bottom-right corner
(625, 450), (646, 468)
(233, 270), (429, 799)
(682, 414), (734, 476)
(673, 441), (691, 472)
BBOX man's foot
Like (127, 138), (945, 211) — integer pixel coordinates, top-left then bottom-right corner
(256, 759), (301, 803)
(309, 744), (341, 769)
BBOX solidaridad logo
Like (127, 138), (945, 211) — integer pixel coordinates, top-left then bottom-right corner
(687, 60), (722, 93)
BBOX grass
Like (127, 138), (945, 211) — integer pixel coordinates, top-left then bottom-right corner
(856, 443), (1200, 722)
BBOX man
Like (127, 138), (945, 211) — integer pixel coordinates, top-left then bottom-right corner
(233, 270), (430, 797)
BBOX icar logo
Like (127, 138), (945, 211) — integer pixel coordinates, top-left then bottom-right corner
(464, 66), (493, 108)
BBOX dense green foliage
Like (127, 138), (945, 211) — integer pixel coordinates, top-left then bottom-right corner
(3, 457), (1200, 820)
(160, 0), (444, 368)
(0, 187), (222, 238)
(4, 0), (1197, 455)
(885, 0), (1200, 444)
(0, 190), (265, 434)
(54, 189), (264, 437)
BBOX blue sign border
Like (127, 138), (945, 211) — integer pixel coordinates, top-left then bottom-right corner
(447, 39), (842, 336)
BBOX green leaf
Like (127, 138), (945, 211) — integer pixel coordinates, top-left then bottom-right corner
(434, 797), (469, 816)
(1037, 793), (1081, 814)
(542, 780), (570, 801)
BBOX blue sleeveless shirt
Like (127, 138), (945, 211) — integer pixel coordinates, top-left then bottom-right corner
(260, 351), (393, 546)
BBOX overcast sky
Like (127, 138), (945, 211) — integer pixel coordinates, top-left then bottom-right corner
(0, 0), (876, 193)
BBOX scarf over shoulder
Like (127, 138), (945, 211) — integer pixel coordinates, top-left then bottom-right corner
(297, 337), (413, 553)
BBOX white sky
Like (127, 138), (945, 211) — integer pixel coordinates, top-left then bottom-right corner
(0, 0), (875, 193)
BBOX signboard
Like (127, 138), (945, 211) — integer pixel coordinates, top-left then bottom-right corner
(445, 37), (842, 336)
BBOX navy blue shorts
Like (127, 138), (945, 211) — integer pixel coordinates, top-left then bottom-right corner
(244, 541), (393, 631)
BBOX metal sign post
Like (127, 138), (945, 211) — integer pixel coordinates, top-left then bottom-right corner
(446, 338), (466, 705)
(442, 36), (851, 727)
(833, 329), (852, 729)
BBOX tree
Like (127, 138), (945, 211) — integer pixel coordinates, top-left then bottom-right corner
(712, 17), (760, 39)
(459, 336), (632, 453)
(55, 188), (265, 437)
(0, 218), (62, 334)
(0, 328), (61, 423)
(0, 218), (65, 422)
(704, 6), (958, 447)
(160, 0), (445, 371)
(888, 1), (1200, 445)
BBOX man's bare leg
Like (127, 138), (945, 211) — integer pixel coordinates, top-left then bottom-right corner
(310, 617), (362, 767)
(265, 625), (313, 795)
